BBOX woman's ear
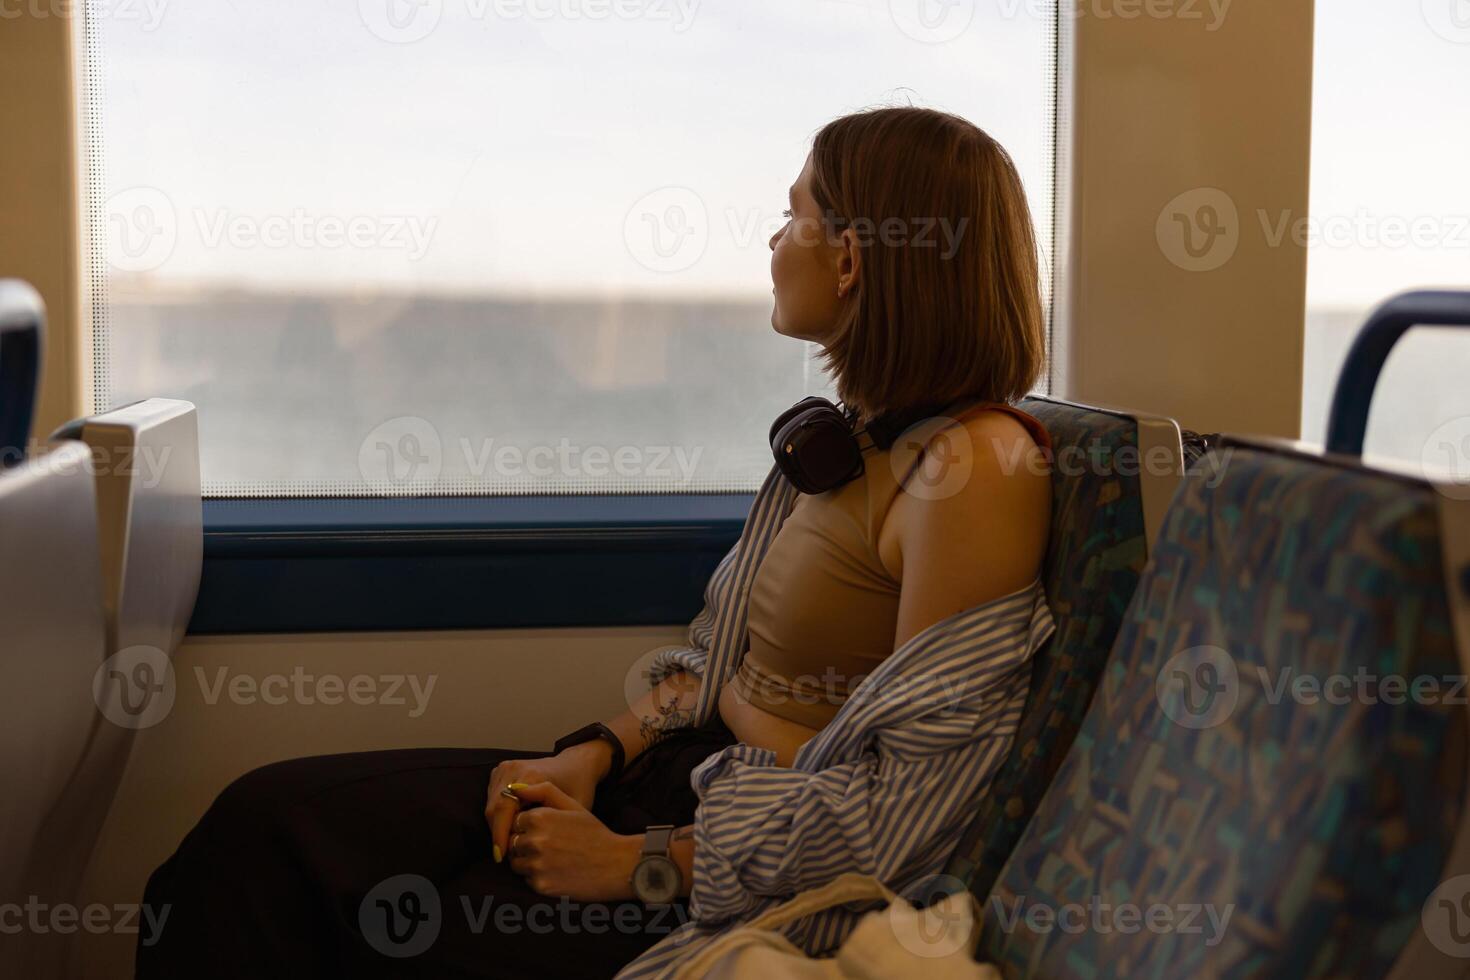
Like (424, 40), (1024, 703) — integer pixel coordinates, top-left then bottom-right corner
(835, 227), (863, 299)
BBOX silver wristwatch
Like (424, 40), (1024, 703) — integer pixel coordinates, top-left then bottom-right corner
(630, 824), (682, 904)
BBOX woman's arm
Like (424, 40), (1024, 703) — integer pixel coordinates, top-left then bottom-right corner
(486, 668), (705, 862)
(602, 667), (704, 770)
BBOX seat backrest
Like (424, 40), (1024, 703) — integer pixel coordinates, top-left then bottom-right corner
(18, 400), (203, 977)
(980, 441), (1470, 977)
(942, 397), (1183, 899)
(0, 443), (108, 911)
(50, 398), (203, 660)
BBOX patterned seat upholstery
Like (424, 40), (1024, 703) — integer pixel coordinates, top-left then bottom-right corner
(980, 441), (1468, 977)
(942, 398), (1163, 899)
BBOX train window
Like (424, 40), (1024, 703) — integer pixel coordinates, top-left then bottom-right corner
(1303, 0), (1470, 467)
(78, 1), (1057, 497)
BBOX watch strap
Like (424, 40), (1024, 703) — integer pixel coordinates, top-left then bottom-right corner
(552, 721), (625, 787)
(641, 824), (676, 857)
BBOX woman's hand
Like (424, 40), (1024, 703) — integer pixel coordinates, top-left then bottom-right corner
(503, 781), (643, 902)
(485, 741), (611, 862)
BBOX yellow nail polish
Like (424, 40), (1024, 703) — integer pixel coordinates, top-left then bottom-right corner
(508, 782), (530, 791)
(493, 844), (503, 863)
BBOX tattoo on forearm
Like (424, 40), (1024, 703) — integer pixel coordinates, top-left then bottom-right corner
(638, 696), (695, 751)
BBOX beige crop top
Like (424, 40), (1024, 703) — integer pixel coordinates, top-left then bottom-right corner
(727, 401), (1052, 730)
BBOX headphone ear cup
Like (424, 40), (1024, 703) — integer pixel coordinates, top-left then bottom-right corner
(770, 397), (863, 494)
(768, 396), (838, 449)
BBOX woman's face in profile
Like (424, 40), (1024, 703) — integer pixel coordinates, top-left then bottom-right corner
(769, 154), (849, 345)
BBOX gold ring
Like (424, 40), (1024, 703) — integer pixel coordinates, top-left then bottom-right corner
(499, 787), (520, 801)
(510, 832), (520, 853)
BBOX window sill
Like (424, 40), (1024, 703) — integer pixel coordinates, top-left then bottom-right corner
(191, 494), (753, 634)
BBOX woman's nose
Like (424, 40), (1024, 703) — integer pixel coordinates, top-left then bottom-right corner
(769, 223), (786, 251)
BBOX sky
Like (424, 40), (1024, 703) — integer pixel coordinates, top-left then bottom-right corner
(89, 0), (1055, 298)
(90, 0), (1470, 307)
(1306, 0), (1470, 307)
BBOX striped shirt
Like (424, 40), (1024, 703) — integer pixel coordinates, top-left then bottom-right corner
(614, 463), (1055, 979)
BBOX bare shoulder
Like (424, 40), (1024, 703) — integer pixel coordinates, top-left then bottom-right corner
(878, 408), (1050, 585)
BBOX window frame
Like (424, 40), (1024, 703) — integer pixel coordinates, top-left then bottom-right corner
(191, 493), (752, 633)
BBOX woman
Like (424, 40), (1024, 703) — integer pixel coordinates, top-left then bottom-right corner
(137, 106), (1054, 979)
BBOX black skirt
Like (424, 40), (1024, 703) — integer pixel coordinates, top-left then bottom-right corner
(136, 714), (737, 979)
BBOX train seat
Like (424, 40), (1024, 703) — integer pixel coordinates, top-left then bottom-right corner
(942, 396), (1185, 900)
(0, 275), (202, 976)
(0, 445), (109, 979)
(978, 438), (1470, 977)
(0, 443), (108, 902)
(33, 400), (203, 949)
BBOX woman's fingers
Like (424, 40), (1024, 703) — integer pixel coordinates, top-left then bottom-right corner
(506, 821), (539, 873)
(504, 780), (580, 811)
(485, 764), (540, 863)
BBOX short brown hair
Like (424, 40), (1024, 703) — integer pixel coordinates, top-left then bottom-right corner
(808, 107), (1046, 416)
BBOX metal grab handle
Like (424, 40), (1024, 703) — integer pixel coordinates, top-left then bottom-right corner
(0, 280), (45, 469)
(1325, 290), (1470, 457)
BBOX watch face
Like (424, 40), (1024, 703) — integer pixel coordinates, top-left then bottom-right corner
(632, 855), (681, 905)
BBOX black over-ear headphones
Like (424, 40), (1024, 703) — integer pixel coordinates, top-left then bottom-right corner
(769, 396), (946, 495)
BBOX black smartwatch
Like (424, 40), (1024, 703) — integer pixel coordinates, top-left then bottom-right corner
(552, 721), (625, 787)
(630, 825), (682, 904)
